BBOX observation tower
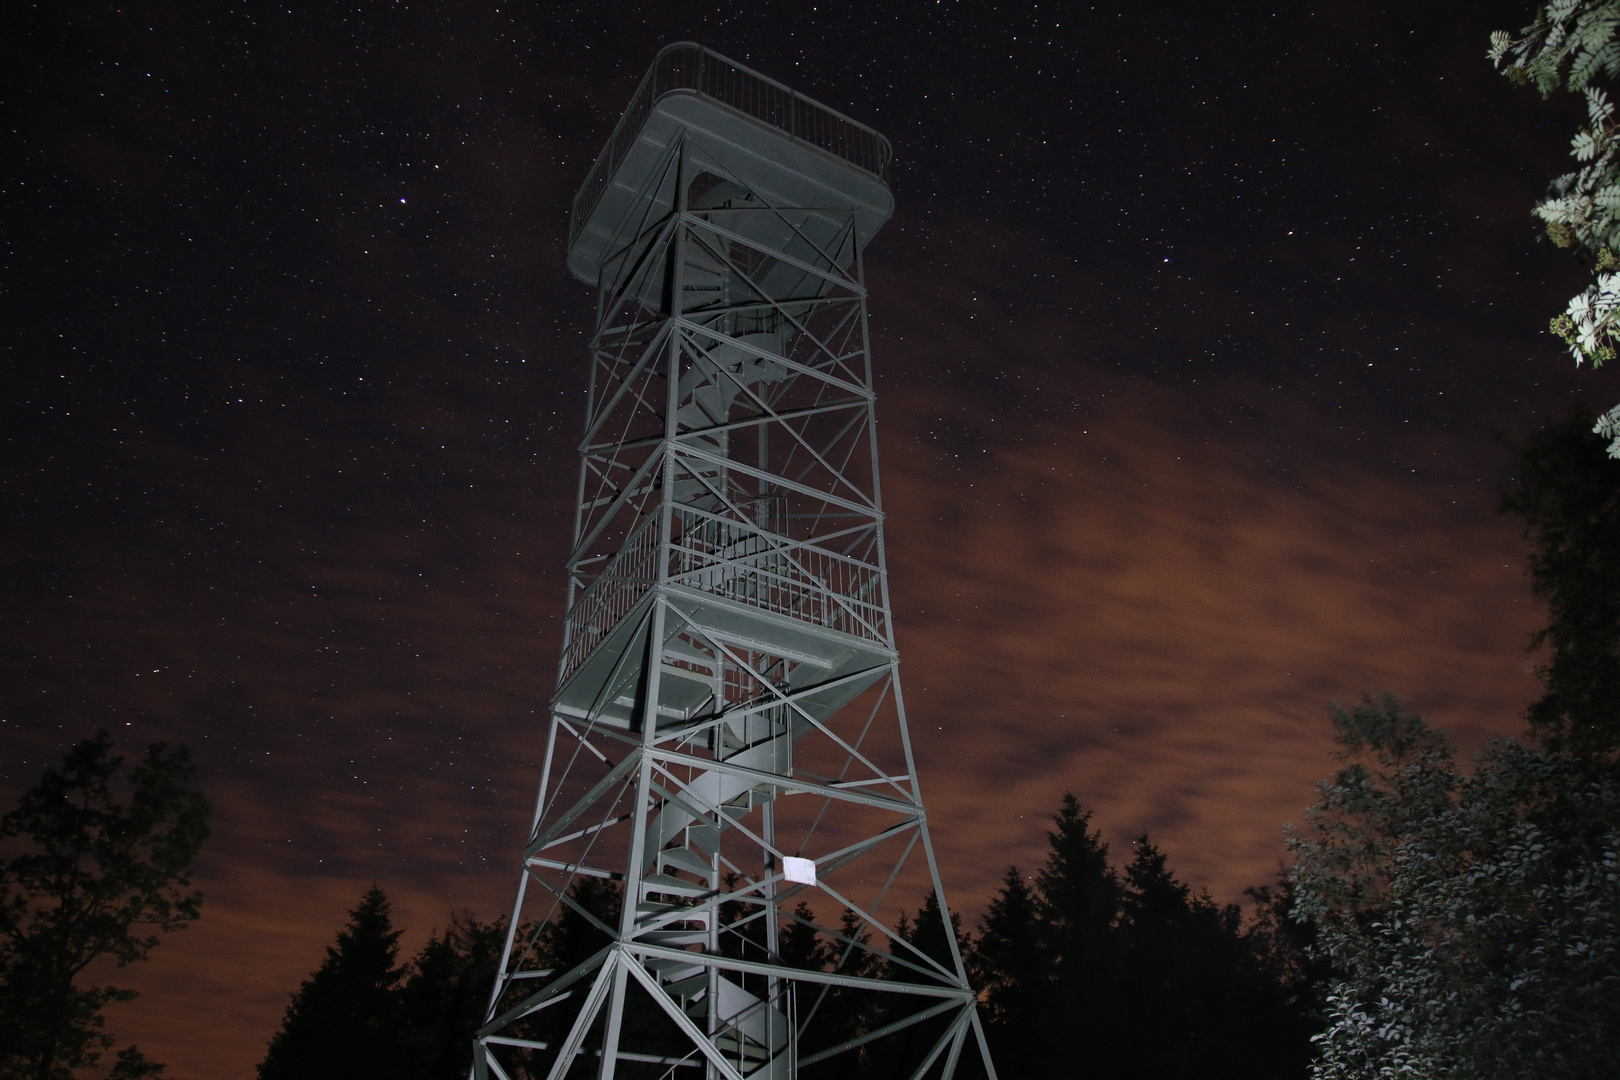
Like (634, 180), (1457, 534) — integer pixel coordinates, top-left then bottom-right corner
(475, 43), (995, 1080)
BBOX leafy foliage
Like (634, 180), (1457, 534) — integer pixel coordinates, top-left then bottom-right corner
(1289, 695), (1620, 1079)
(1489, 1), (1620, 99)
(0, 731), (210, 1080)
(1288, 409), (1620, 1077)
(1491, 2), (1620, 451)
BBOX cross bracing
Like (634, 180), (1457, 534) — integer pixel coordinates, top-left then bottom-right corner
(477, 43), (995, 1080)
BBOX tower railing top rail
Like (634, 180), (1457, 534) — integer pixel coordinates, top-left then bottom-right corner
(569, 41), (894, 249)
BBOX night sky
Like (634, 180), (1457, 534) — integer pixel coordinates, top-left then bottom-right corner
(4, 1), (1614, 1075)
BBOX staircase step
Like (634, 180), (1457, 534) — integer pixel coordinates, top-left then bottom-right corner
(637, 900), (709, 926)
(659, 846), (711, 877)
(662, 639), (716, 667)
(712, 1034), (770, 1062)
(665, 972), (710, 1000)
(641, 872), (709, 899)
(711, 975), (790, 1052)
(645, 956), (704, 979)
(640, 929), (709, 947)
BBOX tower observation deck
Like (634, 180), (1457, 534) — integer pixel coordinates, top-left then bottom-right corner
(475, 43), (996, 1080)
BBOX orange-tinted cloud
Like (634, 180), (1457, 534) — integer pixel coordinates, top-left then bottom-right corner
(881, 372), (1542, 910)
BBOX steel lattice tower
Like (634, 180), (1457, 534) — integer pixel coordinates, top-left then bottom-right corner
(475, 43), (995, 1080)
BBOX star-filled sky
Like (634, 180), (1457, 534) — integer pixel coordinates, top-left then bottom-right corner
(5, 1), (1616, 1075)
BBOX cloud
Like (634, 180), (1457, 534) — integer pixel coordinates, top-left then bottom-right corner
(878, 370), (1542, 909)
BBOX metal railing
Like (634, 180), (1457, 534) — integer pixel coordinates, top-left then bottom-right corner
(669, 508), (886, 643)
(560, 515), (660, 684)
(560, 506), (888, 685)
(570, 42), (893, 249)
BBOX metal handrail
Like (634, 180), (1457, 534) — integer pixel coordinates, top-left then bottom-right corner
(570, 42), (893, 249)
(560, 503), (889, 684)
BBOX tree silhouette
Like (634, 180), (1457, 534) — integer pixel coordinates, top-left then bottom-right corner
(799, 907), (885, 1080)
(399, 912), (507, 1080)
(870, 892), (977, 1080)
(970, 868), (1044, 1080)
(257, 887), (410, 1080)
(1502, 407), (1620, 753)
(971, 794), (1315, 1080)
(1029, 794), (1127, 1077)
(0, 731), (210, 1080)
(780, 900), (830, 972)
(256, 802), (1320, 1080)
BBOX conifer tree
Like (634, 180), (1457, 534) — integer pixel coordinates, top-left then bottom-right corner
(800, 909), (885, 1080)
(1034, 794), (1120, 980)
(779, 901), (829, 972)
(536, 875), (619, 974)
(971, 795), (1315, 1080)
(970, 867), (1045, 1080)
(505, 877), (622, 1060)
(257, 887), (409, 1080)
(398, 912), (506, 1080)
(1120, 838), (1311, 1079)
(873, 892), (977, 1080)
(1030, 794), (1126, 1076)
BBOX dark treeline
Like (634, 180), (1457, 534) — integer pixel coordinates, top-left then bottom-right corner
(971, 798), (1319, 1080)
(258, 803), (1319, 1080)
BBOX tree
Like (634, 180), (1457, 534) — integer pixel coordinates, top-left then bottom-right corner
(874, 892), (978, 1080)
(1288, 408), (1620, 1077)
(1024, 795), (1129, 1078)
(969, 795), (1315, 1080)
(1114, 838), (1314, 1080)
(779, 900), (831, 973)
(398, 912), (507, 1080)
(968, 867), (1045, 1080)
(534, 875), (619, 976)
(258, 887), (412, 1080)
(1242, 877), (1330, 1037)
(800, 908), (886, 1080)
(1502, 408), (1620, 752)
(1490, 2), (1620, 454)
(1289, 695), (1620, 1079)
(0, 731), (210, 1080)
(1117, 838), (1255, 1077)
(490, 877), (624, 1063)
(1034, 794), (1121, 996)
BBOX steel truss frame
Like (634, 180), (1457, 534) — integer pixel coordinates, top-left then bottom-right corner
(475, 123), (994, 1080)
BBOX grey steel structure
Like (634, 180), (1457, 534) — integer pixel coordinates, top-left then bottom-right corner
(475, 43), (995, 1080)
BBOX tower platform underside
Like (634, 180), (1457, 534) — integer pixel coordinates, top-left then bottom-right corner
(568, 92), (893, 288)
